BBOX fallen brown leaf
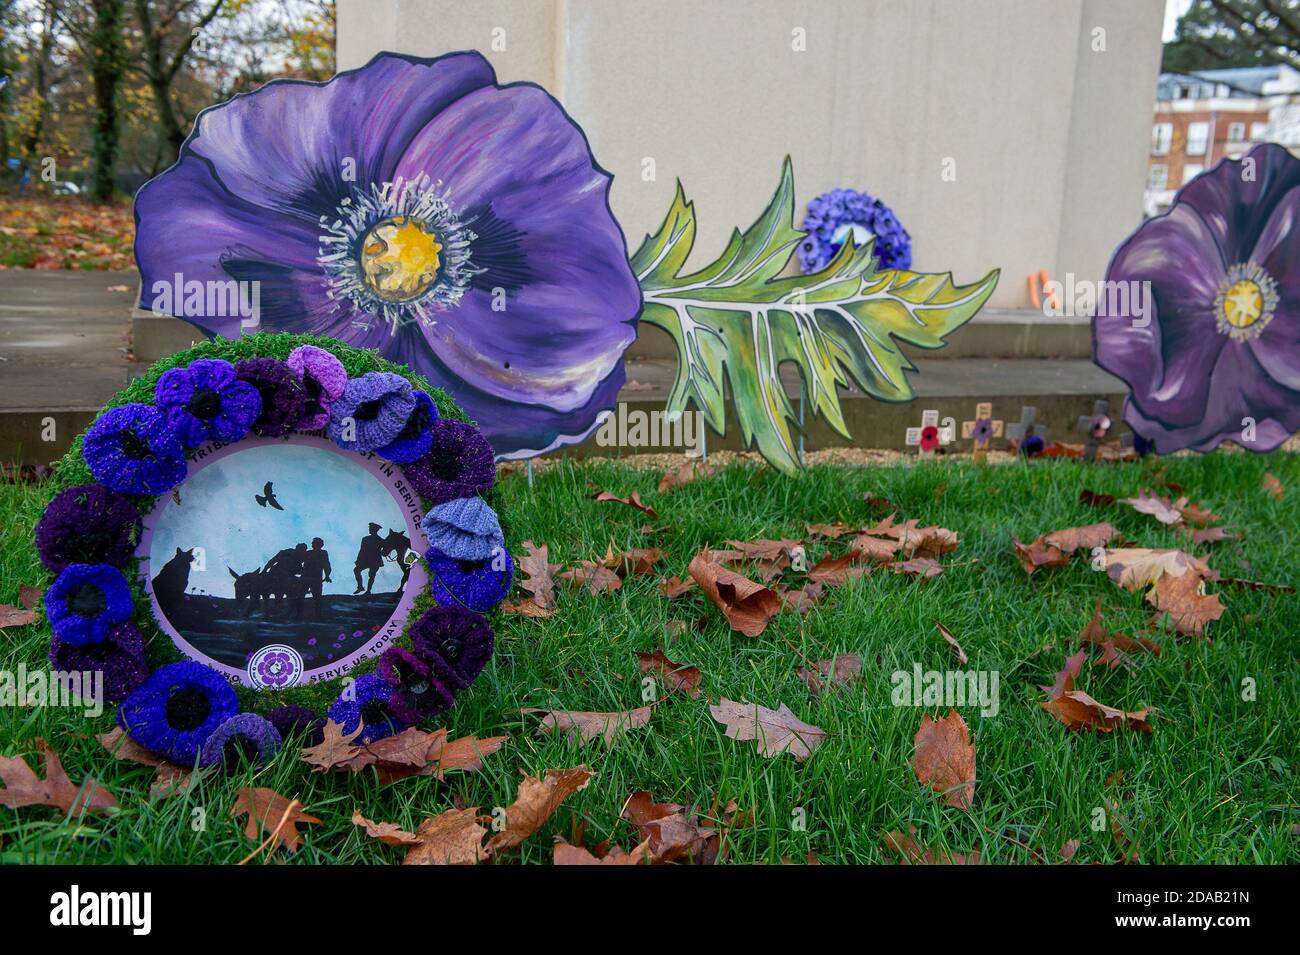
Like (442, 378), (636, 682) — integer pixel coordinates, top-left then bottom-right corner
(231, 788), (320, 856)
(1077, 602), (1160, 668)
(1013, 536), (1070, 575)
(936, 622), (968, 664)
(1147, 571), (1225, 636)
(0, 604), (39, 629)
(620, 790), (726, 864)
(1039, 651), (1153, 732)
(591, 487), (659, 519)
(1262, 472), (1284, 501)
(404, 807), (489, 865)
(1121, 489), (1184, 525)
(1104, 547), (1211, 592)
(605, 546), (663, 578)
(635, 648), (702, 698)
(795, 653), (862, 696)
(523, 706), (652, 746)
(657, 459), (715, 492)
(0, 739), (117, 815)
(516, 540), (561, 609)
(485, 767), (594, 854)
(709, 699), (826, 761)
(18, 584), (43, 611)
(911, 709), (976, 810)
(300, 719), (369, 772)
(806, 553), (873, 586)
(890, 557), (945, 580)
(559, 560), (623, 595)
(1079, 488), (1116, 508)
(658, 576), (696, 598)
(1043, 522), (1118, 553)
(884, 825), (981, 864)
(687, 553), (781, 637)
(352, 809), (422, 846)
(553, 838), (651, 865)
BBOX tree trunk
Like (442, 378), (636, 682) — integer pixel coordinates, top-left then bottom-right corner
(87, 0), (125, 202)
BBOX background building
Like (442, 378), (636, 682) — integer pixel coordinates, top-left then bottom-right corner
(1146, 64), (1300, 217)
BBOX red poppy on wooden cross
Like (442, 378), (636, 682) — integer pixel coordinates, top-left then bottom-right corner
(904, 409), (955, 456)
(961, 402), (1003, 458)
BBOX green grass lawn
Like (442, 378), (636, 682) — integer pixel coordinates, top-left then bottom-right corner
(2, 451), (1298, 864)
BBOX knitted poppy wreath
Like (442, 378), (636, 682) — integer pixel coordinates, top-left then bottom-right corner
(36, 332), (508, 770)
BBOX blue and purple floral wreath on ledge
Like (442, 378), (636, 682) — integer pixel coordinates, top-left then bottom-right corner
(1094, 143), (1300, 454)
(33, 333), (511, 770)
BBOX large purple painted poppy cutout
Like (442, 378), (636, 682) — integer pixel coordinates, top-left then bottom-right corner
(1093, 143), (1300, 454)
(134, 51), (641, 459)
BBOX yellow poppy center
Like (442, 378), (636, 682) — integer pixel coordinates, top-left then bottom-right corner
(1221, 278), (1263, 328)
(359, 217), (442, 302)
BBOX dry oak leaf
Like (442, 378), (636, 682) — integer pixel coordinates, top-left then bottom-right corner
(1146, 571), (1225, 636)
(1104, 548), (1211, 592)
(687, 553), (781, 637)
(658, 576), (697, 598)
(657, 459), (715, 492)
(374, 728), (509, 785)
(0, 604), (39, 629)
(501, 599), (555, 619)
(230, 788), (321, 855)
(553, 838), (651, 865)
(1043, 522), (1119, 554)
(936, 622), (968, 664)
(1013, 536), (1070, 575)
(522, 706), (652, 746)
(709, 699), (826, 762)
(352, 809), (422, 846)
(485, 766), (594, 854)
(300, 719), (369, 772)
(404, 807), (489, 865)
(1263, 472), (1284, 501)
(1121, 489), (1184, 525)
(559, 560), (622, 595)
(97, 727), (202, 800)
(18, 583), (43, 611)
(619, 791), (721, 864)
(635, 648), (702, 698)
(796, 653), (862, 696)
(911, 709), (976, 810)
(591, 487), (660, 519)
(0, 739), (117, 815)
(890, 557), (945, 580)
(884, 826), (981, 865)
(517, 540), (561, 609)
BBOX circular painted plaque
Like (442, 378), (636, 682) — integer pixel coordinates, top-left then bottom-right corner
(138, 434), (429, 687)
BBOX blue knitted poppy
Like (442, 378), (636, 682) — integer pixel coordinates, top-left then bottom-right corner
(426, 549), (513, 614)
(797, 187), (912, 273)
(328, 372), (416, 453)
(44, 563), (134, 646)
(377, 390), (439, 464)
(199, 713), (282, 769)
(82, 403), (187, 495)
(420, 496), (504, 561)
(35, 483), (141, 573)
(117, 660), (239, 765)
(154, 358), (262, 448)
(326, 672), (408, 743)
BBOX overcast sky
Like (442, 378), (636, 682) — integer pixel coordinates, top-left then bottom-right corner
(1163, 0), (1192, 42)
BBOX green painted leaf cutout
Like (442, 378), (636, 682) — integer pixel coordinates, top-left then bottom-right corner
(633, 158), (999, 474)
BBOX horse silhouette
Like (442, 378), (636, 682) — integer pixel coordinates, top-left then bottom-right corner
(153, 547), (195, 611)
(381, 529), (413, 589)
(229, 566), (268, 615)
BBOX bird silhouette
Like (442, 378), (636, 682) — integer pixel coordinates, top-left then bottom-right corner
(255, 481), (284, 510)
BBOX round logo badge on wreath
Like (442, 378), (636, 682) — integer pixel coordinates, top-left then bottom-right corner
(34, 333), (512, 769)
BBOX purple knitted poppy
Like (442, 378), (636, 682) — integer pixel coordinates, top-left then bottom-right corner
(82, 403), (188, 495)
(327, 672), (409, 743)
(426, 549), (514, 614)
(35, 484), (141, 573)
(328, 372), (416, 452)
(286, 344), (347, 430)
(154, 358), (262, 448)
(408, 605), (496, 690)
(266, 704), (325, 747)
(199, 713), (283, 769)
(234, 357), (307, 437)
(402, 419), (496, 505)
(377, 646), (455, 723)
(377, 390), (439, 464)
(420, 496), (504, 561)
(49, 622), (149, 703)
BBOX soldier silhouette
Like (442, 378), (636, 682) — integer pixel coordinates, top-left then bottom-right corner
(302, 537), (332, 618)
(264, 542), (308, 617)
(354, 523), (385, 595)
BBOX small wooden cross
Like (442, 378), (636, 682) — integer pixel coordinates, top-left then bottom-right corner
(1076, 399), (1113, 462)
(961, 402), (1003, 460)
(1007, 405), (1047, 455)
(904, 409), (954, 456)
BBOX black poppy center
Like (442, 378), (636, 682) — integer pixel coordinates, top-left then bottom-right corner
(354, 398), (384, 422)
(423, 452), (462, 482)
(302, 373), (324, 419)
(185, 387), (223, 420)
(67, 582), (107, 619)
(222, 734), (260, 766)
(118, 427), (155, 461)
(165, 686), (211, 731)
(78, 640), (118, 662)
(80, 529), (119, 556)
(393, 402), (432, 444)
(440, 638), (464, 662)
(360, 698), (394, 727)
(455, 558), (483, 574)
